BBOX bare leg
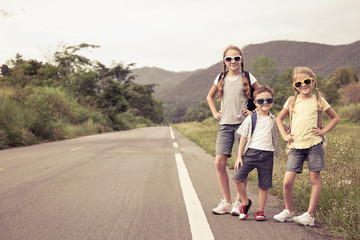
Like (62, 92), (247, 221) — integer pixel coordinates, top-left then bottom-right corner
(233, 179), (248, 205)
(307, 171), (321, 217)
(283, 171), (297, 212)
(258, 188), (268, 212)
(235, 177), (248, 201)
(215, 154), (231, 203)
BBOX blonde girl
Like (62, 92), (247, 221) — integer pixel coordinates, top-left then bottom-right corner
(274, 66), (340, 226)
(207, 45), (261, 215)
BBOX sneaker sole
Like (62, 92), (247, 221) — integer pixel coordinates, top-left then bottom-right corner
(293, 218), (314, 226)
(231, 212), (239, 216)
(256, 218), (266, 221)
(273, 217), (293, 222)
(212, 210), (229, 215)
(239, 214), (249, 220)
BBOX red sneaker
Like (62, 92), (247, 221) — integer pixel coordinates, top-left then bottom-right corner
(254, 211), (266, 221)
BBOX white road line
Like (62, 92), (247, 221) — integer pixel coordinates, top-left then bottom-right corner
(175, 153), (214, 240)
(173, 142), (179, 148)
(169, 126), (175, 139)
(70, 147), (84, 151)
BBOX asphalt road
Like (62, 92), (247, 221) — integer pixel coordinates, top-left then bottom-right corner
(0, 126), (336, 240)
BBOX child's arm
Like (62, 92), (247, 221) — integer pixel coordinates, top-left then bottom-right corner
(206, 85), (221, 120)
(276, 108), (295, 143)
(311, 107), (340, 136)
(234, 136), (247, 170)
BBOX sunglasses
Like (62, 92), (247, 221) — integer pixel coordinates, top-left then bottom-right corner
(293, 78), (314, 88)
(224, 56), (242, 62)
(254, 98), (274, 105)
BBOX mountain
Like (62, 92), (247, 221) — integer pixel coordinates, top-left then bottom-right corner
(242, 40), (360, 77)
(132, 67), (198, 97)
(157, 40), (360, 108)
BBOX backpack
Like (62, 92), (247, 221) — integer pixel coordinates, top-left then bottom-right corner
(217, 71), (256, 111)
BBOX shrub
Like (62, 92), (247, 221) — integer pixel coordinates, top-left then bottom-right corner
(0, 97), (36, 148)
(335, 104), (360, 122)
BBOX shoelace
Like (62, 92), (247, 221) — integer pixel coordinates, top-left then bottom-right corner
(218, 199), (228, 207)
(240, 205), (247, 214)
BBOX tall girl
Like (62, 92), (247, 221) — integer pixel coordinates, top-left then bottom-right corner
(274, 66), (340, 226)
(207, 45), (261, 215)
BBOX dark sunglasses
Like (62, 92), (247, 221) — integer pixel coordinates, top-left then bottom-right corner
(293, 78), (313, 88)
(224, 56), (242, 62)
(254, 98), (274, 105)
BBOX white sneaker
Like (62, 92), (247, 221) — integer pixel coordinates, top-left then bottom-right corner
(230, 200), (241, 216)
(293, 212), (315, 226)
(273, 209), (294, 222)
(212, 199), (231, 214)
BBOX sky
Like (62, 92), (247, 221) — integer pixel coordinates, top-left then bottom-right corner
(1, 0), (360, 72)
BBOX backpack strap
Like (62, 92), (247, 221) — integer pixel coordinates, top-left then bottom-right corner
(251, 112), (257, 136)
(217, 71), (228, 82)
(245, 71), (256, 111)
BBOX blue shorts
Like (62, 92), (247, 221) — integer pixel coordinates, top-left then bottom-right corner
(232, 148), (274, 189)
(215, 124), (241, 157)
(286, 142), (325, 173)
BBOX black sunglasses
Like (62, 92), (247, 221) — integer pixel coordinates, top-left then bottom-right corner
(254, 98), (274, 105)
(224, 56), (242, 62)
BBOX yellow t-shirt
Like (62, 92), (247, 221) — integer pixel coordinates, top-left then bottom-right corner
(284, 95), (330, 149)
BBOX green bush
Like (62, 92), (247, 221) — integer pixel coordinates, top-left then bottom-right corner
(112, 111), (153, 130)
(0, 97), (37, 148)
(335, 104), (360, 122)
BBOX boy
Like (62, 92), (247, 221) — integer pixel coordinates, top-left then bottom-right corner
(232, 86), (281, 221)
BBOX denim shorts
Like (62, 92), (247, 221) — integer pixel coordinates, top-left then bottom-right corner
(286, 142), (325, 173)
(215, 124), (241, 157)
(232, 148), (274, 189)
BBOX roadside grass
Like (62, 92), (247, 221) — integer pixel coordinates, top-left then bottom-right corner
(172, 120), (360, 240)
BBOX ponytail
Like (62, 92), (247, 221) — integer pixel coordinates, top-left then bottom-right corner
(315, 82), (323, 111)
(216, 63), (227, 100)
(241, 62), (251, 99)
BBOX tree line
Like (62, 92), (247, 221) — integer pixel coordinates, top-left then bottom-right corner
(0, 43), (163, 149)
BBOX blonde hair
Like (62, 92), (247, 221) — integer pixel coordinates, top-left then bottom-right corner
(289, 66), (323, 113)
(217, 45), (251, 100)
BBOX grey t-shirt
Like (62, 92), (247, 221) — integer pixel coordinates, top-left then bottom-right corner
(213, 73), (258, 125)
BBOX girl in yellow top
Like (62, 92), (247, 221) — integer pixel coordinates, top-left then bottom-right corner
(274, 66), (340, 226)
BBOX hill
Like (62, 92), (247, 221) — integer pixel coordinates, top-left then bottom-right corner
(132, 67), (197, 96)
(157, 40), (360, 109)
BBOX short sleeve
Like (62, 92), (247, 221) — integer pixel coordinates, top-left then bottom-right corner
(321, 97), (331, 111)
(283, 97), (292, 110)
(237, 116), (251, 137)
(249, 72), (257, 85)
(213, 73), (221, 85)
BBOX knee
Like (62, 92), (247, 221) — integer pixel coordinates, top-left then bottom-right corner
(233, 179), (241, 185)
(215, 158), (227, 171)
(310, 173), (322, 185)
(283, 180), (294, 190)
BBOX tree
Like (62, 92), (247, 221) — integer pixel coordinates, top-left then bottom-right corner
(339, 81), (360, 105)
(250, 56), (279, 86)
(98, 79), (129, 121)
(54, 43), (99, 77)
(273, 68), (294, 112)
